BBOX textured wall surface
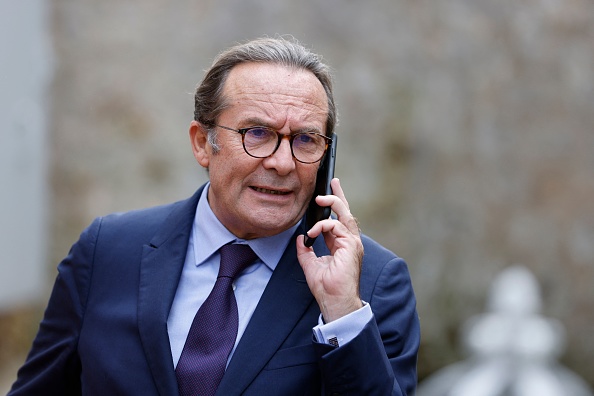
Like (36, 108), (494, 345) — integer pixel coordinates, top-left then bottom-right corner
(1, 0), (51, 309)
(2, 0), (593, 390)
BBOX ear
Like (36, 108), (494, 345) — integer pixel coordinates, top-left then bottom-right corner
(189, 120), (211, 168)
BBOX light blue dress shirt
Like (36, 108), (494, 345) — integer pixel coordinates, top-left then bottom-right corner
(167, 183), (372, 367)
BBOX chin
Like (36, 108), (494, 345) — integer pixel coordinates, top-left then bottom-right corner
(245, 217), (299, 238)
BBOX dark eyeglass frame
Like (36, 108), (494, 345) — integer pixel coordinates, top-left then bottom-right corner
(215, 124), (332, 164)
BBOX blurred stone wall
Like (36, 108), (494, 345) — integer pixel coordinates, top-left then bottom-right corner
(2, 0), (593, 389)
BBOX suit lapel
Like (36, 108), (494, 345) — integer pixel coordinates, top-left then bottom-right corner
(217, 225), (321, 395)
(137, 187), (203, 396)
(136, 192), (324, 395)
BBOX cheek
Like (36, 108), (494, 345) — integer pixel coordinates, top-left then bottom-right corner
(220, 138), (246, 156)
(210, 144), (253, 177)
(298, 166), (319, 198)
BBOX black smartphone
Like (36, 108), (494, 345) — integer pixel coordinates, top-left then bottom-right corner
(304, 133), (337, 247)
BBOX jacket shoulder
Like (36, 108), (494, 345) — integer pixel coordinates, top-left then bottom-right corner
(360, 234), (400, 263)
(91, 188), (203, 243)
(359, 234), (412, 298)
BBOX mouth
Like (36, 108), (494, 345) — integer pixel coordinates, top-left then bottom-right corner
(250, 186), (291, 195)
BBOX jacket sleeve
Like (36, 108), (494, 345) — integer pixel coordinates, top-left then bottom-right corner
(8, 218), (102, 396)
(314, 256), (420, 395)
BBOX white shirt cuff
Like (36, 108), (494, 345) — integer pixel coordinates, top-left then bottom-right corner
(312, 302), (372, 347)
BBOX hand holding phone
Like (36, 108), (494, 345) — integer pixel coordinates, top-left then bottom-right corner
(303, 133), (337, 247)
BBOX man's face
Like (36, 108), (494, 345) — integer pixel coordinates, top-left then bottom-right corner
(190, 62), (329, 239)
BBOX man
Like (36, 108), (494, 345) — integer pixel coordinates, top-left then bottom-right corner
(9, 37), (420, 395)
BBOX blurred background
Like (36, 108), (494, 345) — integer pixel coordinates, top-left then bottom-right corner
(1, 0), (593, 393)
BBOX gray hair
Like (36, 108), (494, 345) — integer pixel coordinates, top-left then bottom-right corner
(194, 37), (337, 150)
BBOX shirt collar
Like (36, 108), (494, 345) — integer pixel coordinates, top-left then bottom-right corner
(193, 183), (300, 271)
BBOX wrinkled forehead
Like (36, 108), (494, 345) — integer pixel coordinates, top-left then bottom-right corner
(220, 62), (329, 130)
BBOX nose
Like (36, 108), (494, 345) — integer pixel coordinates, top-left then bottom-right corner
(262, 136), (296, 175)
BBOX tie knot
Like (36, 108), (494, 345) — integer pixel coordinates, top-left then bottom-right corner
(218, 243), (258, 279)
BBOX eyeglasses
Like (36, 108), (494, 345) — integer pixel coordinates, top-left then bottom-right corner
(215, 125), (332, 164)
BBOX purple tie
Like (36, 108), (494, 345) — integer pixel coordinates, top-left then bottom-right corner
(176, 243), (257, 396)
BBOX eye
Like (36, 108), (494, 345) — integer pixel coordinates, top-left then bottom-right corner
(247, 127), (273, 139)
(294, 133), (315, 144)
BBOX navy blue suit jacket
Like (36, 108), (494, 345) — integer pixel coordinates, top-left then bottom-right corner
(10, 185), (420, 395)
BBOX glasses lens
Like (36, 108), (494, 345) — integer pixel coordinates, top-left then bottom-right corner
(242, 127), (328, 163)
(292, 133), (327, 163)
(243, 128), (277, 157)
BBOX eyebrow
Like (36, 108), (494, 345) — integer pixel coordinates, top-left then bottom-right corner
(240, 117), (323, 135)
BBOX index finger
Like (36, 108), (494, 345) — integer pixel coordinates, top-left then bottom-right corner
(329, 178), (349, 210)
(325, 178), (360, 235)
